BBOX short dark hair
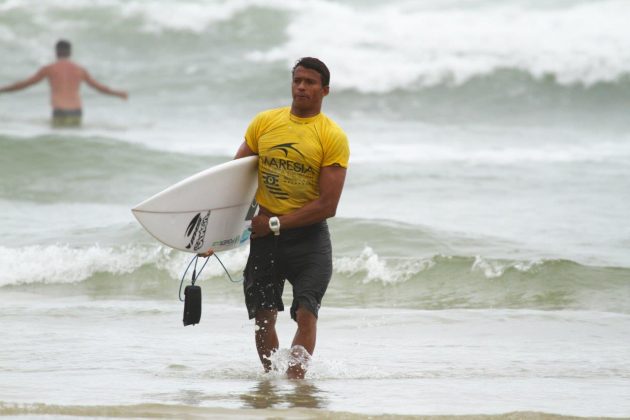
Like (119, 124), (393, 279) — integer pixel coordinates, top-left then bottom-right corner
(56, 40), (71, 58)
(292, 57), (330, 87)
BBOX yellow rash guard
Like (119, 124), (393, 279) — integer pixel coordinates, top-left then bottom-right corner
(245, 107), (349, 215)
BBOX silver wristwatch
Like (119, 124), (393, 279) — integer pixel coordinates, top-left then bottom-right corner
(268, 216), (280, 236)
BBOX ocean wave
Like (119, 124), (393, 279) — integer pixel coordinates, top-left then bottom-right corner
(346, 133), (630, 164)
(245, 1), (630, 92)
(1, 0), (629, 92)
(3, 131), (629, 206)
(330, 248), (630, 313)
(2, 243), (628, 313)
(0, 244), (170, 286)
(0, 243), (249, 289)
(335, 246), (436, 284)
(2, 0), (630, 131)
(0, 134), (228, 204)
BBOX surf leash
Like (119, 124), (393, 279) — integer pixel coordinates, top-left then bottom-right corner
(178, 252), (238, 302)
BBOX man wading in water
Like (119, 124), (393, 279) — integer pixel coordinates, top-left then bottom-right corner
(0, 39), (128, 127)
(201, 57), (349, 379)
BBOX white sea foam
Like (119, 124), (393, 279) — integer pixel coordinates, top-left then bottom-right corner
(1, 241), (620, 293)
(1, 0), (629, 92)
(471, 255), (544, 279)
(0, 243), (436, 288)
(118, 1), (253, 33)
(0, 243), (405, 287)
(334, 247), (547, 284)
(0, 244), (249, 287)
(245, 0), (630, 91)
(346, 123), (630, 164)
(0, 244), (165, 286)
(334, 246), (435, 284)
(350, 139), (630, 165)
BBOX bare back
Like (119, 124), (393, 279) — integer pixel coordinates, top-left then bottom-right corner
(45, 59), (86, 110)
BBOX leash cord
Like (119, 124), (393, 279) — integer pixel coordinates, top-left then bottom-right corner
(178, 252), (238, 301)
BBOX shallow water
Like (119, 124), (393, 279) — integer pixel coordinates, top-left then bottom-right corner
(1, 293), (629, 417)
(1, 0), (629, 417)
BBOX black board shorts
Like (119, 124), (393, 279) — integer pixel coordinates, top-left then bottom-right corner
(243, 221), (332, 321)
(52, 109), (82, 127)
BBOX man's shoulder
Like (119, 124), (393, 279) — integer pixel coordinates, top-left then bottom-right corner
(319, 112), (347, 138)
(320, 112), (342, 126)
(248, 107), (289, 130)
(37, 64), (52, 75)
(256, 106), (289, 120)
(51, 59), (85, 73)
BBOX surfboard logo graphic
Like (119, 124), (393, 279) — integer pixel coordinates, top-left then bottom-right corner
(269, 143), (304, 158)
(185, 210), (210, 251)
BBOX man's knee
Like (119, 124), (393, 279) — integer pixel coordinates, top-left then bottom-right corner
(295, 306), (317, 330)
(291, 295), (322, 321)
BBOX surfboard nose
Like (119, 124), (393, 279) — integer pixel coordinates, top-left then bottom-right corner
(130, 156), (258, 253)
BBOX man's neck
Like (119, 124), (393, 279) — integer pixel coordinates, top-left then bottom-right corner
(290, 106), (321, 119)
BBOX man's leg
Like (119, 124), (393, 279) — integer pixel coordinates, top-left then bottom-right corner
(255, 308), (278, 372)
(287, 306), (317, 379)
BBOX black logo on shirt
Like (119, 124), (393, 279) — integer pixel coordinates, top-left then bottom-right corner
(262, 143), (314, 200)
(269, 143), (305, 158)
(262, 170), (289, 199)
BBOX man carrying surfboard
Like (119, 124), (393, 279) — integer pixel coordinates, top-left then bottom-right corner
(0, 39), (128, 127)
(205, 57), (349, 379)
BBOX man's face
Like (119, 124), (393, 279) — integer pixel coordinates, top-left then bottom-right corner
(291, 66), (329, 116)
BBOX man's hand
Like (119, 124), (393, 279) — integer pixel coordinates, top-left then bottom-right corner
(197, 249), (214, 258)
(250, 214), (272, 239)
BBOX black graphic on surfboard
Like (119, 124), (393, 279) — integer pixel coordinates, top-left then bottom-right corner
(185, 210), (211, 251)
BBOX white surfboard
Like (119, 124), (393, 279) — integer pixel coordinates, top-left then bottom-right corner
(132, 156), (259, 253)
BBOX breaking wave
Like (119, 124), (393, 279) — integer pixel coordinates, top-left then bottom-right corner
(2, 243), (628, 313)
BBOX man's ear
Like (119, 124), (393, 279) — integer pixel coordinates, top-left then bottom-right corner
(323, 86), (330, 96)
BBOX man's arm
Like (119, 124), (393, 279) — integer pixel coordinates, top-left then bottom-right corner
(83, 71), (128, 99)
(235, 141), (257, 159)
(250, 164), (347, 238)
(0, 67), (47, 93)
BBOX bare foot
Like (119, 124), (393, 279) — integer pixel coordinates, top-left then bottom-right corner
(287, 345), (310, 379)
